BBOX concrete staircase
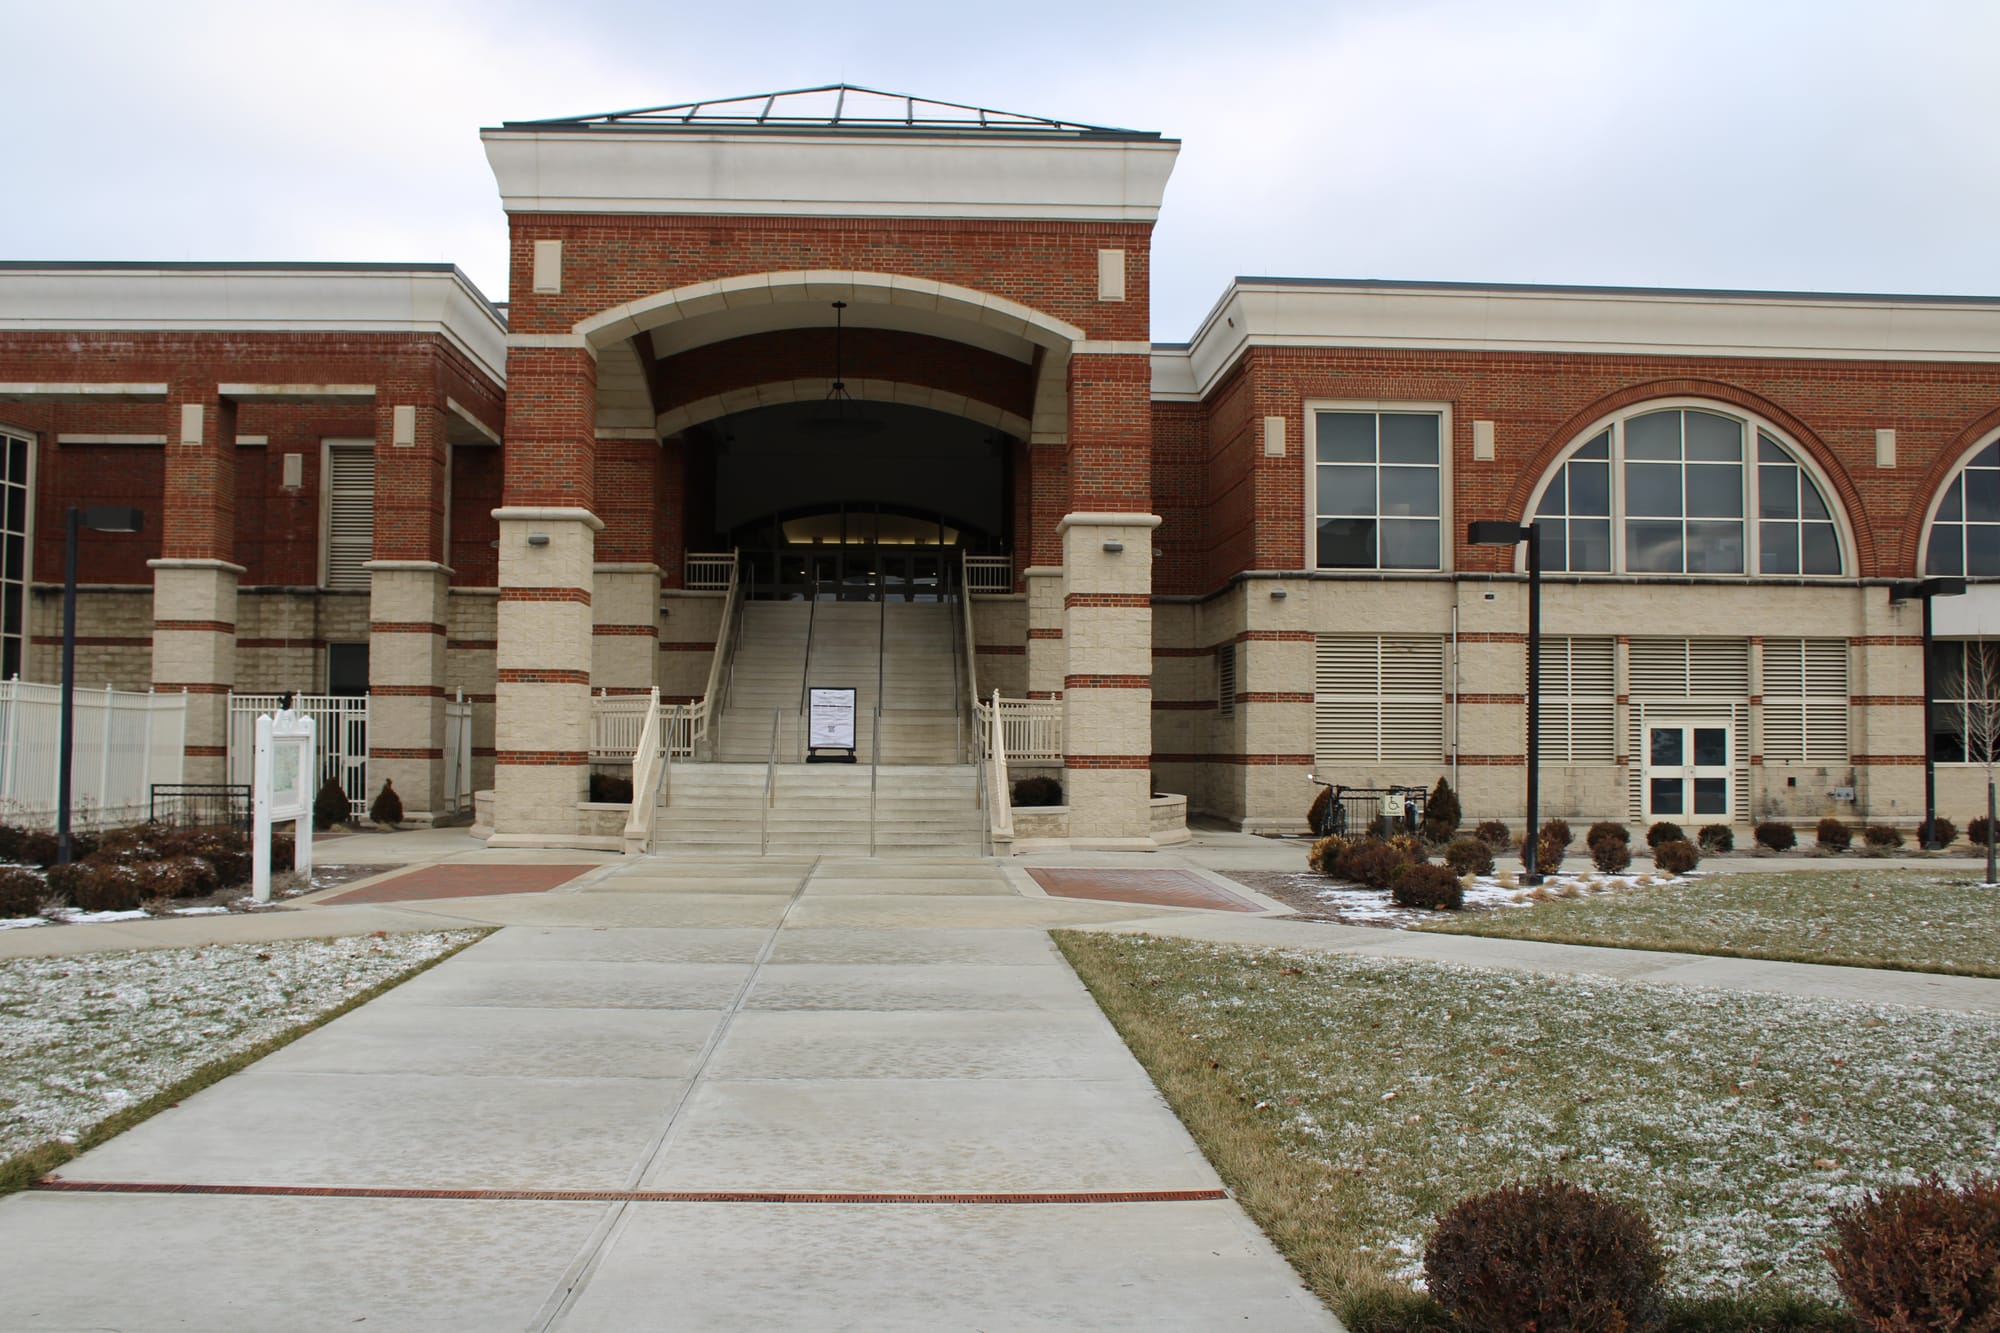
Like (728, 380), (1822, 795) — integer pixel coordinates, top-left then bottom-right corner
(650, 762), (984, 856)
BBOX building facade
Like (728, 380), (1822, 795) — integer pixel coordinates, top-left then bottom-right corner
(6, 87), (2000, 848)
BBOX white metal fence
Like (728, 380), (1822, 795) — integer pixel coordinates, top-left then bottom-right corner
(0, 681), (187, 828)
(989, 697), (1062, 761)
(684, 552), (736, 591)
(443, 693), (473, 812)
(965, 554), (1012, 594)
(230, 694), (370, 821)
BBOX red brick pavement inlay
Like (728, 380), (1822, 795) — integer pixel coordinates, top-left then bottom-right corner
(320, 864), (594, 905)
(1026, 868), (1261, 913)
(34, 1180), (1229, 1205)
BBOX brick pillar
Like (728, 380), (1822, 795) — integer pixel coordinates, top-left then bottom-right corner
(149, 385), (238, 782)
(491, 348), (599, 843)
(1024, 436), (1069, 701)
(367, 398), (451, 821)
(1061, 351), (1156, 845)
(592, 438), (662, 695)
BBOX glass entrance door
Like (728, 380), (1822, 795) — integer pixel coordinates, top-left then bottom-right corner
(1645, 721), (1730, 821)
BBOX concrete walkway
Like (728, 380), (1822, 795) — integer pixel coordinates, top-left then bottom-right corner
(0, 855), (1335, 1331)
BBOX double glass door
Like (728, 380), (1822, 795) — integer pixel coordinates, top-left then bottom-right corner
(1645, 721), (1730, 820)
(763, 546), (947, 601)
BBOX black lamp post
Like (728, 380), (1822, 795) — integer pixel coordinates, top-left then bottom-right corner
(1469, 520), (1543, 884)
(57, 505), (144, 865)
(1889, 575), (1967, 850)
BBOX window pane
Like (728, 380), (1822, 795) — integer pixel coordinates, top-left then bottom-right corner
(1380, 519), (1439, 569)
(1968, 523), (2000, 576)
(1569, 519), (1611, 571)
(1317, 413), (1375, 463)
(1380, 466), (1438, 517)
(1929, 525), (1966, 575)
(1967, 467), (2000, 522)
(1685, 520), (1745, 574)
(3, 486), (22, 533)
(1537, 470), (1566, 516)
(1800, 475), (1832, 522)
(1937, 478), (1964, 522)
(1379, 414), (1438, 464)
(6, 439), (22, 479)
(1686, 464), (1744, 518)
(1978, 442), (2000, 469)
(0, 584), (16, 635)
(1318, 465), (1377, 516)
(1684, 411), (1742, 462)
(1576, 432), (1610, 461)
(1760, 522), (1800, 574)
(1932, 702), (1967, 763)
(1650, 778), (1684, 814)
(1694, 728), (1727, 766)
(1758, 436), (1787, 464)
(1317, 517), (1376, 568)
(1801, 523), (1840, 575)
(1536, 517), (1567, 571)
(1626, 411), (1681, 460)
(1651, 728), (1684, 765)
(1759, 464), (1799, 518)
(1693, 777), (1728, 814)
(1626, 462), (1683, 516)
(1627, 520), (1683, 572)
(1569, 461), (1610, 515)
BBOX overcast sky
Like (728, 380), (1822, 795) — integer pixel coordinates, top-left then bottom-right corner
(7, 0), (1998, 339)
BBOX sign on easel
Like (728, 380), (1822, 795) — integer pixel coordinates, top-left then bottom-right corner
(806, 687), (857, 762)
(252, 708), (315, 903)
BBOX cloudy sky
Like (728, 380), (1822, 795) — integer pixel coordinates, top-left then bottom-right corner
(6, 0), (1997, 338)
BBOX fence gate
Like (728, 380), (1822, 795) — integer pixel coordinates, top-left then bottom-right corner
(229, 694), (369, 821)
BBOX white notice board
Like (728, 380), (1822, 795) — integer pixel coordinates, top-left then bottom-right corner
(808, 688), (857, 751)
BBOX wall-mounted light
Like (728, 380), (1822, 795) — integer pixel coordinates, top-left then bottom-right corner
(1269, 588), (1287, 600)
(1102, 540), (1124, 554)
(527, 533), (551, 547)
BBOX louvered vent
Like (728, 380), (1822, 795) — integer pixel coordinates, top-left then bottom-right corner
(1761, 638), (1849, 762)
(1315, 635), (1445, 763)
(325, 444), (375, 592)
(1629, 639), (1749, 697)
(1217, 642), (1237, 719)
(1541, 636), (1616, 762)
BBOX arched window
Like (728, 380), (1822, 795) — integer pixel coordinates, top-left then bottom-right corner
(1530, 406), (1843, 576)
(1923, 437), (2000, 576)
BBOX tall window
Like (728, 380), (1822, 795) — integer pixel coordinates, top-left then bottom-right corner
(323, 442), (375, 591)
(1313, 411), (1442, 570)
(0, 430), (28, 679)
(1929, 639), (2000, 763)
(1924, 439), (2000, 576)
(1533, 407), (1842, 576)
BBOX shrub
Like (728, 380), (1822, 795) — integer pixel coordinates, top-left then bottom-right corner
(1343, 839), (1417, 890)
(1929, 817), (1959, 849)
(1527, 822), (1566, 874)
(0, 865), (43, 917)
(1754, 821), (1798, 852)
(1653, 839), (1700, 875)
(313, 773), (349, 832)
(56, 861), (146, 913)
(1386, 832), (1426, 862)
(1972, 815), (1998, 850)
(1307, 834), (1350, 875)
(1013, 775), (1064, 807)
(588, 772), (634, 804)
(1698, 823), (1734, 853)
(1424, 1178), (1665, 1333)
(1592, 838), (1633, 874)
(1585, 821), (1629, 849)
(1307, 784), (1332, 834)
(1864, 823), (1905, 849)
(1393, 863), (1464, 911)
(1423, 776), (1463, 843)
(1816, 817), (1853, 851)
(1824, 1174), (2000, 1332)
(369, 779), (404, 828)
(1474, 819), (1510, 849)
(16, 829), (59, 868)
(1645, 821), (1685, 849)
(1444, 836), (1494, 878)
(1539, 818), (1574, 850)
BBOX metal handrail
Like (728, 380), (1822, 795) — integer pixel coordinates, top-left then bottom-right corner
(869, 707), (881, 856)
(988, 687), (1014, 842)
(796, 578), (822, 758)
(958, 550), (982, 762)
(705, 551), (744, 758)
(619, 687), (664, 853)
(760, 706), (779, 856)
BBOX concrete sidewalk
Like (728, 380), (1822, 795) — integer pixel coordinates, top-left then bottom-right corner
(0, 856), (1335, 1331)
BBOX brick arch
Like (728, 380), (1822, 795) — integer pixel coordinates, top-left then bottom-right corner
(659, 379), (1031, 438)
(1497, 377), (1875, 576)
(1901, 404), (2000, 574)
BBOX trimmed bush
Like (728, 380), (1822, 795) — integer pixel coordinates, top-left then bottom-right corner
(1653, 838), (1700, 875)
(57, 861), (146, 913)
(1474, 819), (1510, 849)
(1971, 815), (1997, 850)
(314, 773), (349, 832)
(1755, 821), (1798, 852)
(1013, 775), (1064, 807)
(1585, 821), (1629, 849)
(0, 865), (43, 917)
(1864, 823), (1905, 849)
(1386, 832), (1426, 862)
(1307, 783), (1332, 834)
(1539, 818), (1574, 850)
(1592, 837), (1633, 874)
(1825, 1174), (2000, 1332)
(1307, 834), (1350, 875)
(1527, 822), (1567, 874)
(1817, 817), (1853, 851)
(369, 779), (404, 829)
(1393, 863), (1465, 911)
(1344, 839), (1417, 890)
(1444, 836), (1495, 878)
(1424, 1178), (1665, 1333)
(16, 829), (59, 868)
(1645, 821), (1685, 849)
(1698, 823), (1734, 853)
(1423, 776), (1462, 844)
(1930, 816), (1959, 849)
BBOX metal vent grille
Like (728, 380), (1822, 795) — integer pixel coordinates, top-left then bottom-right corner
(1314, 635), (1445, 763)
(1540, 636), (1616, 762)
(325, 444), (375, 592)
(1761, 639), (1850, 763)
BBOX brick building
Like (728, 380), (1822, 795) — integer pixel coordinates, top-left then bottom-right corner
(6, 86), (2000, 849)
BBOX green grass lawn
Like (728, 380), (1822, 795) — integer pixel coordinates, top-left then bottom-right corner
(1414, 869), (2000, 977)
(1056, 929), (2000, 1330)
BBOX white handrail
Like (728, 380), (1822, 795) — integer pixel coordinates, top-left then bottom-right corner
(959, 550), (982, 762)
(620, 686), (664, 854)
(989, 687), (1013, 841)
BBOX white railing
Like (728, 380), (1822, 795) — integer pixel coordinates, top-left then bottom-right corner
(229, 693), (368, 820)
(442, 691), (473, 812)
(685, 551), (736, 591)
(987, 689), (1014, 841)
(959, 550), (982, 761)
(965, 554), (1012, 595)
(621, 686), (664, 853)
(699, 553), (745, 756)
(589, 692), (655, 761)
(993, 697), (1063, 761)
(0, 680), (187, 828)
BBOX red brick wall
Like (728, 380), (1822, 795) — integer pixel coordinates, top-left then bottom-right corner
(652, 328), (1035, 423)
(34, 443), (163, 583)
(501, 348), (596, 509)
(1150, 404), (1204, 595)
(450, 447), (503, 586)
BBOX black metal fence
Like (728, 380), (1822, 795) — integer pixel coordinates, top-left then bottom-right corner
(148, 783), (253, 832)
(1310, 784), (1428, 839)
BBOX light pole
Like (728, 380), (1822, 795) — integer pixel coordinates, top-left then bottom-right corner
(1889, 576), (1967, 850)
(57, 506), (144, 865)
(1468, 520), (1543, 885)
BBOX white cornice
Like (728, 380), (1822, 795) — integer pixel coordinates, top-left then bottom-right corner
(1165, 281), (2000, 402)
(481, 129), (1178, 222)
(0, 267), (508, 386)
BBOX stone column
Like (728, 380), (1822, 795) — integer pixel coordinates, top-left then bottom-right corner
(367, 398), (451, 820)
(1238, 580), (1317, 833)
(593, 563), (663, 694)
(1059, 512), (1159, 846)
(150, 386), (237, 782)
(1023, 567), (1066, 700)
